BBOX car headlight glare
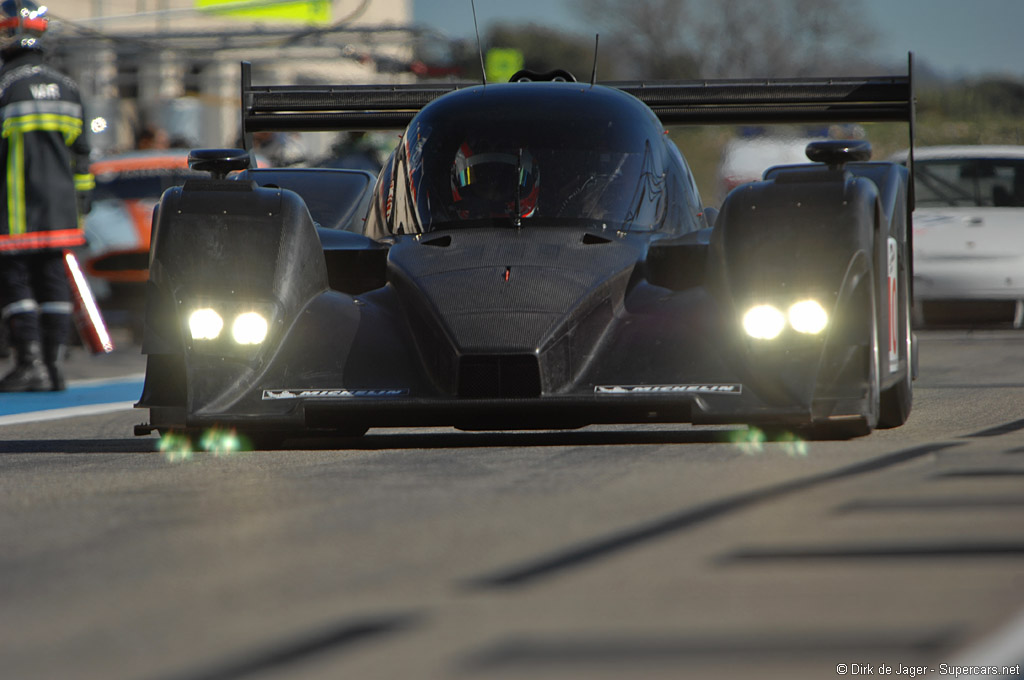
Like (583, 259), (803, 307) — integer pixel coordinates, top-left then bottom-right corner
(743, 304), (786, 340)
(788, 299), (829, 334)
(189, 308), (223, 340)
(231, 311), (268, 345)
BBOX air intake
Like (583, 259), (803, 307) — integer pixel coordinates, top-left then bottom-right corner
(458, 355), (541, 398)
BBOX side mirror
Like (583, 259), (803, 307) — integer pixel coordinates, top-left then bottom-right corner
(701, 206), (719, 229)
(188, 148), (253, 179)
(805, 140), (872, 170)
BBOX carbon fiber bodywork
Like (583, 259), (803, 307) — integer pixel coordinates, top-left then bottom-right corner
(135, 64), (915, 442)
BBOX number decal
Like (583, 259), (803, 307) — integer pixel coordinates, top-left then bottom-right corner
(888, 237), (899, 373)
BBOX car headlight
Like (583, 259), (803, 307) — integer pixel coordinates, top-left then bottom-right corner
(743, 304), (786, 340)
(231, 311), (269, 345)
(186, 301), (275, 351)
(189, 308), (223, 340)
(787, 299), (828, 334)
(743, 299), (829, 340)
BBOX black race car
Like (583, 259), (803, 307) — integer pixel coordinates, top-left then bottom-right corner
(135, 61), (916, 445)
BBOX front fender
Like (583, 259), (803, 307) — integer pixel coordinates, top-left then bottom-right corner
(709, 168), (880, 409)
(138, 180), (329, 417)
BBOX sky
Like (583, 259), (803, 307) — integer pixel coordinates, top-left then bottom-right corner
(411, 0), (1024, 79)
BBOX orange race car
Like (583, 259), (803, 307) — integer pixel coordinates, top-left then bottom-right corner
(83, 149), (196, 289)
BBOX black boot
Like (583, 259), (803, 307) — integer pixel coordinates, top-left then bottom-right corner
(0, 340), (50, 392)
(40, 309), (71, 391)
(43, 341), (67, 391)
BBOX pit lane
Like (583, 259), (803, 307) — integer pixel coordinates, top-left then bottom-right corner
(1, 329), (1023, 680)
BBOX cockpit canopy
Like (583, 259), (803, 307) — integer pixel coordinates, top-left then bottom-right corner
(366, 82), (703, 237)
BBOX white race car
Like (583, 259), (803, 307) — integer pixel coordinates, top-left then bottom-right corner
(894, 145), (1024, 326)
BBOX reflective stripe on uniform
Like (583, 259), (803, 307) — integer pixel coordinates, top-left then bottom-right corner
(2, 298), (39, 318)
(6, 130), (24, 234)
(39, 301), (73, 315)
(74, 173), (95, 191)
(2, 113), (83, 144)
(0, 100), (84, 144)
(0, 99), (83, 120)
(0, 228), (85, 251)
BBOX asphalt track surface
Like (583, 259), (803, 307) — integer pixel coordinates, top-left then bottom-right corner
(2, 330), (1024, 680)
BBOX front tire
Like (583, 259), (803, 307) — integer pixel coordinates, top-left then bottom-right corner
(878, 254), (913, 428)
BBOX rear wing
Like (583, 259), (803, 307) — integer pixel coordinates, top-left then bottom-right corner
(240, 55), (914, 136)
(240, 54), (914, 203)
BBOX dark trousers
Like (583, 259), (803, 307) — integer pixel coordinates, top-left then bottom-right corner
(0, 250), (72, 346)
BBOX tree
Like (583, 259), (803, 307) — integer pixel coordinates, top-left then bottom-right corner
(429, 23), (618, 83)
(486, 23), (616, 82)
(570, 0), (877, 79)
(570, 0), (699, 79)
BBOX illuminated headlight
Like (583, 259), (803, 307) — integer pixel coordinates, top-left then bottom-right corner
(743, 304), (786, 340)
(185, 300), (276, 351)
(231, 311), (269, 345)
(787, 299), (828, 334)
(189, 308), (223, 340)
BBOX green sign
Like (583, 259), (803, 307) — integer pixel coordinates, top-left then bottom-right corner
(485, 48), (524, 84)
(195, 0), (332, 24)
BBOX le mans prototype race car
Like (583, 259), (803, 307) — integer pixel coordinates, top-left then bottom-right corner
(134, 61), (916, 445)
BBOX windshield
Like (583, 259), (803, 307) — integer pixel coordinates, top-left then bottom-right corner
(398, 103), (667, 232)
(915, 158), (1024, 208)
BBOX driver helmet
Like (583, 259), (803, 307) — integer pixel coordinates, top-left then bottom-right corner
(0, 0), (47, 55)
(450, 142), (539, 219)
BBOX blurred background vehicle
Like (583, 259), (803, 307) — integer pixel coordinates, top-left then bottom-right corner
(716, 125), (866, 202)
(79, 149), (201, 334)
(893, 145), (1024, 327)
(716, 130), (827, 201)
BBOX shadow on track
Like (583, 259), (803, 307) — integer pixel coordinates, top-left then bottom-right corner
(462, 442), (961, 590)
(281, 426), (747, 451)
(0, 438), (159, 454)
(1, 426), (746, 454)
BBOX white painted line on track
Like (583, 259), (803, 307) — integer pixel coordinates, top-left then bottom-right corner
(67, 372), (146, 388)
(952, 606), (1024, 678)
(0, 401), (138, 427)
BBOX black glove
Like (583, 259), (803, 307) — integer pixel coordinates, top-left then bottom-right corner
(77, 190), (93, 216)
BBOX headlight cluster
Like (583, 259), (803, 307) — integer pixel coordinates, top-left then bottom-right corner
(188, 307), (270, 346)
(742, 299), (828, 340)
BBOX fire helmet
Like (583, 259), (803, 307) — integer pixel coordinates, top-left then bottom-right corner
(0, 0), (47, 55)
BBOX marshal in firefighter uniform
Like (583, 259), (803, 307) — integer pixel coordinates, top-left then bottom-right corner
(0, 0), (94, 391)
